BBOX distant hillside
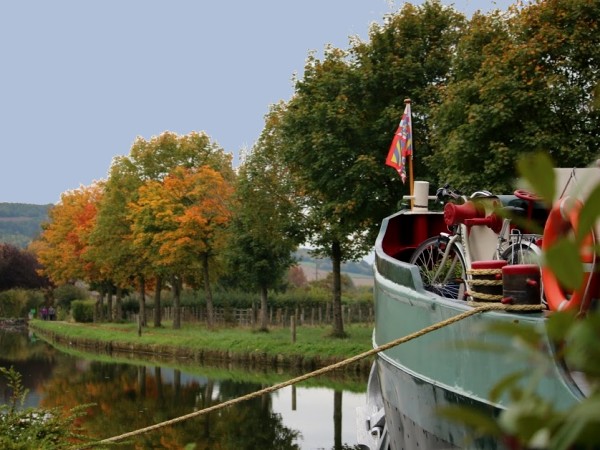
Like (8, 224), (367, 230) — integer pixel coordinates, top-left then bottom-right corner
(0, 203), (51, 248)
(294, 247), (374, 287)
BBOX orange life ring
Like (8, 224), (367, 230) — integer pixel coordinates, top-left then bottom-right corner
(542, 197), (598, 312)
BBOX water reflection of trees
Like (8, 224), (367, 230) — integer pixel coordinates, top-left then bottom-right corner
(0, 330), (58, 403)
(0, 329), (55, 361)
(40, 361), (301, 449)
(1, 330), (363, 449)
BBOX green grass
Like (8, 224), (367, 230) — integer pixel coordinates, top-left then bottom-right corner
(30, 320), (373, 360)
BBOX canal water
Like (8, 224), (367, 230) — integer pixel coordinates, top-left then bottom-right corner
(0, 328), (367, 449)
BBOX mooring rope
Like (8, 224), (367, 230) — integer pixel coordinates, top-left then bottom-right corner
(78, 303), (544, 448)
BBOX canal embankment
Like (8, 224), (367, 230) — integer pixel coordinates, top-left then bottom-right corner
(29, 319), (374, 373)
(0, 317), (27, 331)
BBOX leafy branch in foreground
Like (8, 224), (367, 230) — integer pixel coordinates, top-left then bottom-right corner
(0, 366), (97, 450)
(440, 310), (600, 450)
(441, 151), (600, 449)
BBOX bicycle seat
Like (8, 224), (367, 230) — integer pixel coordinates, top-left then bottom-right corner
(470, 190), (494, 198)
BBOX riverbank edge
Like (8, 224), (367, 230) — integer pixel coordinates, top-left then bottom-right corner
(28, 321), (374, 374)
(0, 318), (27, 331)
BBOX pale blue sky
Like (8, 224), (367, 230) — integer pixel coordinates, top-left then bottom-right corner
(1, 0), (513, 204)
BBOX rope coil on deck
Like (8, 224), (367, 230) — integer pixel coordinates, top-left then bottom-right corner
(467, 267), (504, 302)
(466, 290), (504, 302)
(74, 303), (545, 449)
(466, 268), (503, 276)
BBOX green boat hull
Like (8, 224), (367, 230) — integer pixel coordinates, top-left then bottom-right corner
(358, 210), (584, 450)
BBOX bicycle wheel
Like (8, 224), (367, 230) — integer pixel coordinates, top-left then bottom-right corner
(409, 235), (467, 299)
(501, 242), (541, 265)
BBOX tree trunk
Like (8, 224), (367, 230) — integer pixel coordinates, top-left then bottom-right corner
(154, 276), (162, 328)
(202, 253), (214, 328)
(139, 276), (146, 327)
(96, 290), (105, 323)
(106, 287), (113, 322)
(115, 286), (123, 321)
(331, 240), (346, 337)
(173, 275), (181, 329)
(259, 284), (268, 331)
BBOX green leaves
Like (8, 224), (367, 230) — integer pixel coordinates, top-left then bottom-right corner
(430, 0), (600, 192)
(447, 309), (600, 450)
(577, 183), (600, 244)
(543, 238), (584, 291)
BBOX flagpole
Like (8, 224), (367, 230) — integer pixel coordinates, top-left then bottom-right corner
(405, 98), (414, 210)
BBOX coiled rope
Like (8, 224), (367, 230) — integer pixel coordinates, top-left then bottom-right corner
(79, 303), (544, 448)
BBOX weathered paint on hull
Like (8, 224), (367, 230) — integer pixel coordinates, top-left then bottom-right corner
(377, 356), (497, 449)
(365, 210), (584, 450)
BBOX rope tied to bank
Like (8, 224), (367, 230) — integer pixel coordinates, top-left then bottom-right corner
(80, 303), (544, 448)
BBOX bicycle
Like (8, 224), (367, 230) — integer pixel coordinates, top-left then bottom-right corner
(408, 185), (543, 300)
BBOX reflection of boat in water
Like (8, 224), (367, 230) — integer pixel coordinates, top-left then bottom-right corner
(357, 168), (600, 449)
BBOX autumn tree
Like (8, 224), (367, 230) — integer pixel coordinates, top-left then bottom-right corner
(89, 131), (233, 327)
(287, 265), (307, 289)
(429, 0), (600, 192)
(32, 184), (103, 288)
(130, 132), (233, 328)
(129, 166), (235, 329)
(226, 103), (304, 331)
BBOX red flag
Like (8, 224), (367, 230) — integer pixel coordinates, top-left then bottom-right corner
(386, 102), (413, 183)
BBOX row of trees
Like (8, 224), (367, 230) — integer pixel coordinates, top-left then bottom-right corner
(31, 0), (600, 337)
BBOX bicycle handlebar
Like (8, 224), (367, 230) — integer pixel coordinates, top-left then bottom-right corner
(436, 184), (462, 202)
(436, 184), (495, 203)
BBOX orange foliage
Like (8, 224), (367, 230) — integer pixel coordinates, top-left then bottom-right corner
(129, 166), (235, 271)
(32, 183), (104, 284)
(288, 265), (308, 288)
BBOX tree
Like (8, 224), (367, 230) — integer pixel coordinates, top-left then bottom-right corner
(89, 131), (234, 327)
(280, 47), (373, 337)
(279, 1), (465, 336)
(353, 0), (466, 188)
(129, 166), (235, 329)
(287, 265), (308, 288)
(226, 104), (304, 331)
(32, 184), (103, 287)
(87, 156), (143, 323)
(0, 243), (50, 291)
(429, 0), (600, 193)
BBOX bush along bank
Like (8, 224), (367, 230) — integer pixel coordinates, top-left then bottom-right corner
(28, 320), (375, 374)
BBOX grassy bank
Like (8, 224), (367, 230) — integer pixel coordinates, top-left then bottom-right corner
(42, 334), (369, 392)
(30, 320), (374, 372)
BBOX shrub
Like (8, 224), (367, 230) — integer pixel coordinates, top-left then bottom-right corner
(117, 285), (374, 317)
(53, 285), (90, 311)
(24, 290), (46, 315)
(120, 297), (139, 315)
(0, 289), (45, 318)
(71, 300), (94, 323)
(0, 366), (93, 449)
